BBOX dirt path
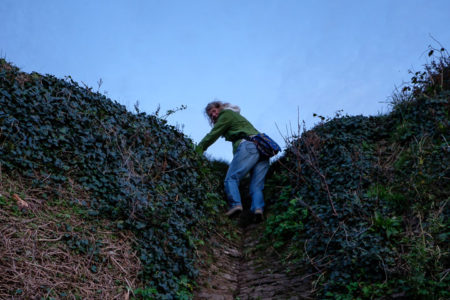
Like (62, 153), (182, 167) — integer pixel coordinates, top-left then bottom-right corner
(195, 218), (312, 300)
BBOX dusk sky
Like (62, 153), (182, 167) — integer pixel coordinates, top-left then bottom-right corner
(2, 0), (449, 162)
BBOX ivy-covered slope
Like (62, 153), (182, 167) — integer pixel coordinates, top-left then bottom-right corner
(2, 50), (448, 299)
(0, 59), (226, 298)
(263, 51), (449, 299)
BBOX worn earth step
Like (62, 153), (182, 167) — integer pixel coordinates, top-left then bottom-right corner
(194, 220), (312, 299)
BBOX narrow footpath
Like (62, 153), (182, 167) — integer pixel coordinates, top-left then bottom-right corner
(194, 216), (313, 300)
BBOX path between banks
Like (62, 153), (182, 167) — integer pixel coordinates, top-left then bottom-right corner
(194, 218), (313, 300)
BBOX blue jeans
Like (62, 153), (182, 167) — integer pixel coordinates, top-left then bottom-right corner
(224, 141), (269, 213)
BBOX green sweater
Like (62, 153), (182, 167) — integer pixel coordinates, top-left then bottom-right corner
(196, 109), (259, 154)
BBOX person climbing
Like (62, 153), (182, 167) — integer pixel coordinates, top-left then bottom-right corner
(195, 101), (270, 222)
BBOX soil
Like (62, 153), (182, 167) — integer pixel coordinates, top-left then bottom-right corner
(194, 214), (313, 300)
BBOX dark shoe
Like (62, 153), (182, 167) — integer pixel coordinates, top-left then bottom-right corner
(254, 208), (264, 223)
(225, 205), (243, 218)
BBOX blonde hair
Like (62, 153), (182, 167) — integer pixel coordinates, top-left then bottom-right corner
(204, 100), (240, 125)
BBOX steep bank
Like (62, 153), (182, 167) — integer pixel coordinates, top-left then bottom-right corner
(1, 48), (448, 299)
(260, 50), (449, 299)
(0, 59), (227, 299)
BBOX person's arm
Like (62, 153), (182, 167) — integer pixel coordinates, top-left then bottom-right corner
(195, 112), (231, 154)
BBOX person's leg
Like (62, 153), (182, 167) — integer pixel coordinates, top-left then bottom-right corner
(224, 141), (260, 209)
(249, 159), (270, 213)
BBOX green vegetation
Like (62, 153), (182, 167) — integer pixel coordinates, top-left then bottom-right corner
(263, 48), (449, 298)
(1, 46), (448, 299)
(0, 59), (226, 298)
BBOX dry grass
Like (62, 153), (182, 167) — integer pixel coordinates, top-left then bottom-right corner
(0, 172), (142, 299)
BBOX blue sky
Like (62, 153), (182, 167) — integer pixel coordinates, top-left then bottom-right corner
(2, 0), (449, 162)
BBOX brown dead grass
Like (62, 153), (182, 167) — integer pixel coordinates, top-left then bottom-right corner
(0, 172), (142, 299)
